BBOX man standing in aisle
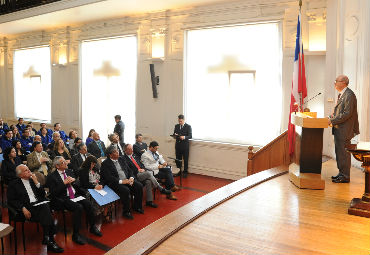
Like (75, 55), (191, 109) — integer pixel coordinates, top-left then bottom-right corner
(114, 115), (125, 145)
(173, 115), (192, 178)
(328, 75), (359, 183)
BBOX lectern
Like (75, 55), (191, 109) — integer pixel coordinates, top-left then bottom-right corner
(289, 112), (329, 189)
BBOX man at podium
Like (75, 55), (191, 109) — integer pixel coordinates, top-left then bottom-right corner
(328, 75), (359, 183)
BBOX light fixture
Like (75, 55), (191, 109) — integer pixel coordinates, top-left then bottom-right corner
(93, 60), (121, 78)
(23, 66), (41, 79)
(151, 28), (166, 59)
(58, 43), (68, 66)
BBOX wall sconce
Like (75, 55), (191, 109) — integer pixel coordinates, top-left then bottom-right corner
(58, 43), (68, 66)
(151, 29), (166, 60)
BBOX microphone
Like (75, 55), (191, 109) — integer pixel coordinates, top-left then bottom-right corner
(302, 92), (322, 108)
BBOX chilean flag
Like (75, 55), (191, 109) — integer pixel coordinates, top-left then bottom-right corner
(288, 11), (307, 155)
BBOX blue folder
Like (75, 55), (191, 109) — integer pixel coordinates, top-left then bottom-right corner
(88, 186), (120, 206)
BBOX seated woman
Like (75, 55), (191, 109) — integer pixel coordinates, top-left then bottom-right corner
(68, 130), (78, 150)
(51, 138), (71, 166)
(12, 140), (28, 164)
(0, 147), (22, 184)
(85, 129), (95, 146)
(10, 125), (22, 140)
(70, 137), (82, 157)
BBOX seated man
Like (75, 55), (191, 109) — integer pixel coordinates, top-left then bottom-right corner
(124, 144), (173, 205)
(0, 129), (13, 152)
(7, 164), (64, 253)
(46, 156), (102, 245)
(20, 129), (34, 153)
(133, 133), (148, 158)
(16, 117), (26, 133)
(108, 133), (124, 156)
(27, 141), (52, 180)
(141, 141), (180, 194)
(87, 132), (106, 159)
(71, 143), (90, 177)
(47, 132), (61, 152)
(100, 145), (143, 219)
(37, 123), (53, 137)
(31, 135), (48, 152)
(53, 123), (68, 142)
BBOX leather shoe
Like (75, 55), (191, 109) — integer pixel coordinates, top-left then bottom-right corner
(90, 226), (103, 237)
(331, 174), (342, 180)
(146, 201), (158, 208)
(171, 185), (180, 192)
(173, 172), (181, 177)
(182, 171), (188, 178)
(122, 211), (134, 219)
(166, 194), (178, 200)
(72, 234), (86, 245)
(47, 240), (64, 253)
(332, 176), (350, 183)
(134, 208), (144, 214)
(160, 188), (171, 195)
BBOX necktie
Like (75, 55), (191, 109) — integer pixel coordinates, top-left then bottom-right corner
(180, 125), (182, 130)
(131, 156), (141, 170)
(97, 141), (105, 157)
(337, 93), (341, 103)
(62, 172), (75, 199)
(41, 163), (48, 176)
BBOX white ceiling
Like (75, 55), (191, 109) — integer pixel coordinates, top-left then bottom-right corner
(0, 0), (225, 36)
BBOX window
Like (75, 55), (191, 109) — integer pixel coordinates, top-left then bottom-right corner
(185, 23), (282, 146)
(81, 36), (137, 145)
(13, 46), (51, 121)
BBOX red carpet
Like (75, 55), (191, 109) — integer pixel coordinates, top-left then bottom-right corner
(1, 174), (233, 255)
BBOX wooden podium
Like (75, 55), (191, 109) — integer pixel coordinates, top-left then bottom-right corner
(289, 112), (329, 189)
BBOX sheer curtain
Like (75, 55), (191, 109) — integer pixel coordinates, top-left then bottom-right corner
(81, 36), (137, 145)
(13, 46), (51, 121)
(185, 23), (282, 146)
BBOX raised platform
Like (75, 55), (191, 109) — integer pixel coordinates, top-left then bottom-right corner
(289, 163), (325, 189)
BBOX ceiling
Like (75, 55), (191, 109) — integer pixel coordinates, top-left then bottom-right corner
(0, 0), (226, 36)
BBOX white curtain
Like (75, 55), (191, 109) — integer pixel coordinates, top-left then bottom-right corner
(81, 36), (137, 145)
(185, 23), (282, 146)
(13, 46), (51, 122)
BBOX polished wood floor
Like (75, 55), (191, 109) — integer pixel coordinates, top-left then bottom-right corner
(149, 160), (370, 255)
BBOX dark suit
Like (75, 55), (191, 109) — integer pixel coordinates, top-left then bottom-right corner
(71, 153), (90, 176)
(100, 157), (143, 212)
(173, 123), (192, 172)
(87, 140), (106, 158)
(45, 169), (96, 234)
(1, 157), (22, 184)
(7, 178), (55, 237)
(114, 120), (125, 144)
(330, 87), (360, 179)
(133, 142), (147, 158)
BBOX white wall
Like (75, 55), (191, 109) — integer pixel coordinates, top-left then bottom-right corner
(0, 0), (331, 180)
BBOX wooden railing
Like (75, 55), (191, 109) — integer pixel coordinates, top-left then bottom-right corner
(247, 130), (291, 176)
(0, 0), (60, 15)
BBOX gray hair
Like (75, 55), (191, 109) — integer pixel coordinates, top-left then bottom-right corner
(52, 132), (60, 139)
(53, 156), (65, 169)
(34, 135), (41, 139)
(15, 164), (27, 177)
(106, 145), (118, 157)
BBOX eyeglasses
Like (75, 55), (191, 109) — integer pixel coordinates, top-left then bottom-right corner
(334, 80), (343, 83)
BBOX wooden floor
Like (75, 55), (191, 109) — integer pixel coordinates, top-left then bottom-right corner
(148, 160), (369, 255)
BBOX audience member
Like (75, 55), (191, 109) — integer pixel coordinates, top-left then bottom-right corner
(10, 125), (22, 140)
(100, 146), (143, 219)
(46, 156), (102, 245)
(7, 165), (64, 253)
(108, 133), (124, 156)
(20, 128), (34, 152)
(52, 139), (72, 166)
(85, 129), (95, 146)
(141, 141), (180, 193)
(53, 123), (68, 142)
(113, 115), (125, 144)
(37, 123), (53, 137)
(124, 144), (173, 206)
(47, 132), (61, 152)
(1, 129), (13, 151)
(87, 132), (106, 159)
(16, 117), (26, 132)
(31, 135), (47, 152)
(70, 137), (82, 157)
(0, 147), (21, 184)
(133, 133), (147, 158)
(40, 127), (52, 147)
(79, 155), (102, 190)
(68, 130), (78, 150)
(0, 118), (9, 137)
(71, 143), (90, 176)
(27, 121), (37, 135)
(13, 140), (28, 163)
(27, 141), (52, 178)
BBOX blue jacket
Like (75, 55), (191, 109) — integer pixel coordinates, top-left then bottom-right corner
(1, 137), (13, 151)
(20, 136), (34, 152)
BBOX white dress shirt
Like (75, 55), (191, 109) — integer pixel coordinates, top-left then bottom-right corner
(21, 178), (40, 203)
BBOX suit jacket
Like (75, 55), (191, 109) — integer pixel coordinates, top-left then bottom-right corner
(1, 157), (22, 184)
(133, 142), (147, 158)
(7, 178), (48, 211)
(141, 150), (165, 175)
(71, 153), (91, 175)
(124, 154), (144, 178)
(27, 151), (52, 173)
(173, 123), (192, 149)
(100, 157), (133, 187)
(114, 120), (125, 144)
(45, 169), (86, 204)
(87, 140), (106, 158)
(331, 88), (360, 140)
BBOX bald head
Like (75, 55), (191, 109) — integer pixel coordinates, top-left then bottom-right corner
(334, 75), (349, 92)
